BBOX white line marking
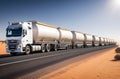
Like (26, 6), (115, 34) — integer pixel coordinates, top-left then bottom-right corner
(0, 53), (66, 67)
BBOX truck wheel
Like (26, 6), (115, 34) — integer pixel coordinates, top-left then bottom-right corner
(41, 44), (45, 53)
(25, 45), (31, 55)
(46, 44), (51, 52)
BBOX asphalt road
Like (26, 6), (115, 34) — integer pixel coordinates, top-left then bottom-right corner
(0, 45), (116, 79)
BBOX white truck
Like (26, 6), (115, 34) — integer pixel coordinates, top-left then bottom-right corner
(6, 21), (73, 55)
(6, 20), (116, 55)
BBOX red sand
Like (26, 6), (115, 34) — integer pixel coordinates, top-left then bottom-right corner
(40, 48), (120, 79)
(0, 42), (8, 55)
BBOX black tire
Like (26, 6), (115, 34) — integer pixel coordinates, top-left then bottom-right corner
(65, 45), (68, 50)
(83, 44), (86, 48)
(41, 44), (45, 53)
(25, 45), (32, 55)
(72, 45), (75, 49)
(46, 44), (51, 52)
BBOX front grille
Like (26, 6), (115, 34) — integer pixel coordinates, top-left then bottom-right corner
(8, 45), (17, 50)
(8, 40), (18, 45)
(7, 40), (19, 50)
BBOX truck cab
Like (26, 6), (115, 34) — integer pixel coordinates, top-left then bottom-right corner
(6, 22), (33, 55)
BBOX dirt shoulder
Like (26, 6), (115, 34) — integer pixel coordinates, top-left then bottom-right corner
(40, 48), (120, 79)
(0, 42), (8, 55)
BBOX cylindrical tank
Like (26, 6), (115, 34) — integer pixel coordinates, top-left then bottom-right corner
(93, 35), (99, 46)
(107, 38), (109, 45)
(72, 31), (84, 43)
(113, 40), (116, 45)
(84, 34), (93, 46)
(104, 38), (109, 46)
(99, 37), (104, 46)
(32, 22), (60, 43)
(112, 39), (115, 45)
(58, 27), (73, 43)
(108, 39), (110, 44)
(72, 31), (85, 47)
(109, 39), (111, 45)
(110, 39), (112, 45)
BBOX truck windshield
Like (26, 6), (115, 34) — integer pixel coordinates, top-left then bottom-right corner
(6, 26), (22, 37)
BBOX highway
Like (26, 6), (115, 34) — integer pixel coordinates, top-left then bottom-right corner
(0, 45), (116, 79)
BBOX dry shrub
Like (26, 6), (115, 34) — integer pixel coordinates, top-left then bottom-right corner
(115, 47), (120, 53)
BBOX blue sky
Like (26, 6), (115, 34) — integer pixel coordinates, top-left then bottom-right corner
(0, 0), (120, 44)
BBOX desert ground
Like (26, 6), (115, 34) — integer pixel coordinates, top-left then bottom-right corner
(0, 41), (8, 55)
(0, 42), (119, 79)
(40, 47), (120, 79)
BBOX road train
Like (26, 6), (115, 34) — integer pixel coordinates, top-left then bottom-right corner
(6, 21), (116, 55)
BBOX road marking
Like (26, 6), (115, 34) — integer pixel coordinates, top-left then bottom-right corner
(0, 53), (66, 67)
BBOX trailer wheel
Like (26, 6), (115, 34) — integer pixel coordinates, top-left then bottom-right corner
(66, 45), (68, 50)
(41, 44), (45, 53)
(25, 45), (31, 55)
(46, 44), (51, 52)
(54, 44), (58, 51)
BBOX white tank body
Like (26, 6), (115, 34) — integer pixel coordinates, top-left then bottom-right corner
(94, 36), (99, 42)
(33, 22), (60, 43)
(84, 34), (93, 46)
(112, 39), (114, 44)
(99, 37), (104, 46)
(104, 38), (109, 45)
(109, 39), (112, 44)
(72, 31), (84, 43)
(99, 37), (104, 43)
(93, 35), (99, 46)
(58, 28), (73, 43)
(85, 34), (93, 42)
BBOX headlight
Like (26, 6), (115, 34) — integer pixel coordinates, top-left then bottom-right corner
(17, 44), (21, 49)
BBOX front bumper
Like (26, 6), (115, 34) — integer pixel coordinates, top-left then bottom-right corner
(6, 46), (25, 54)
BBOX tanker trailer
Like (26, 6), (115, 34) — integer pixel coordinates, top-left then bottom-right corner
(109, 39), (112, 45)
(71, 31), (85, 48)
(104, 38), (109, 46)
(109, 39), (113, 45)
(103, 38), (106, 46)
(57, 27), (73, 49)
(107, 38), (110, 45)
(99, 37), (104, 46)
(112, 39), (116, 45)
(32, 21), (60, 52)
(84, 33), (93, 47)
(92, 35), (100, 46)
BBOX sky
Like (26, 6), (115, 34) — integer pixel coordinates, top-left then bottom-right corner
(0, 0), (120, 44)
